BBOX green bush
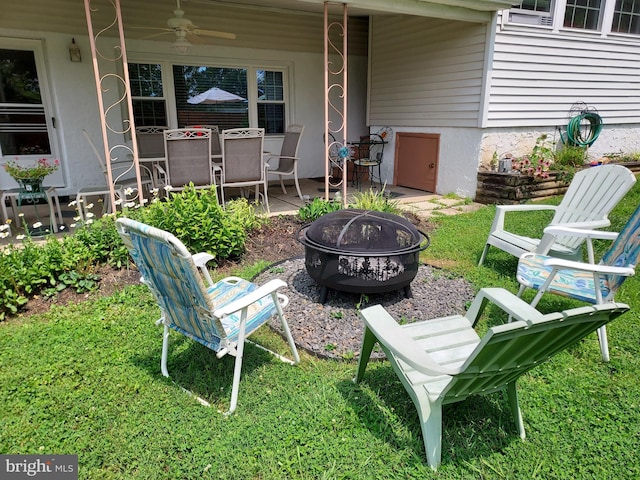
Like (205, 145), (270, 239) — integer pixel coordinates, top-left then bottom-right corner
(555, 145), (587, 168)
(298, 197), (343, 222)
(297, 188), (402, 222)
(131, 185), (262, 261)
(0, 185), (264, 319)
(351, 188), (401, 214)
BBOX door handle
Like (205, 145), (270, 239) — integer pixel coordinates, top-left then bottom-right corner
(429, 163), (435, 168)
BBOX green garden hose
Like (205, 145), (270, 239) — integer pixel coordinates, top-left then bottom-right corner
(565, 111), (603, 147)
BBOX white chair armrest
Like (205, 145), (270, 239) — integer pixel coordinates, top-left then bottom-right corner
(543, 225), (618, 241)
(359, 305), (460, 376)
(496, 204), (558, 213)
(490, 204), (558, 232)
(542, 257), (635, 277)
(213, 279), (287, 318)
(465, 287), (545, 327)
(192, 252), (216, 286)
(538, 221), (616, 259)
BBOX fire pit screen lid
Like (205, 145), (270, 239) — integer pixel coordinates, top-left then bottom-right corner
(303, 209), (427, 254)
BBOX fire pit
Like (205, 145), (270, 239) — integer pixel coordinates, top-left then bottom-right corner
(296, 209), (429, 303)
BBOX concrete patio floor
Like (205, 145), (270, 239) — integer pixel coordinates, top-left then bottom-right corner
(263, 177), (484, 218)
(1, 178), (484, 242)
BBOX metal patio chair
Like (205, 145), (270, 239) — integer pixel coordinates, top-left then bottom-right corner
(265, 124), (305, 199)
(159, 128), (215, 192)
(219, 128), (269, 212)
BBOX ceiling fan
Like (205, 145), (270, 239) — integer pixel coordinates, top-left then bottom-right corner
(133, 0), (236, 53)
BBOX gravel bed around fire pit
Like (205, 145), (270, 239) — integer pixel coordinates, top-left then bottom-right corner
(254, 256), (475, 361)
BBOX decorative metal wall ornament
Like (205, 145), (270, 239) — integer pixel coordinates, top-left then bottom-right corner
(83, 0), (145, 210)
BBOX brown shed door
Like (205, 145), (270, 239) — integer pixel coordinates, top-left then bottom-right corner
(394, 133), (439, 192)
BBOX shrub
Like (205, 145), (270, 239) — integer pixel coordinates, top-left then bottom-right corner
(131, 185), (262, 261)
(298, 197), (343, 222)
(510, 134), (554, 179)
(351, 187), (401, 214)
(0, 185), (263, 319)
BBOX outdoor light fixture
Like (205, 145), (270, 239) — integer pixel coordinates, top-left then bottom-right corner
(172, 37), (191, 55)
(69, 38), (81, 62)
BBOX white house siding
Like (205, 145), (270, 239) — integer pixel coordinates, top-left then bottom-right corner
(482, 21), (640, 165)
(368, 16), (490, 196)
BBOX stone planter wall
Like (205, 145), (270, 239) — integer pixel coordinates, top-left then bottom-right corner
(475, 161), (640, 205)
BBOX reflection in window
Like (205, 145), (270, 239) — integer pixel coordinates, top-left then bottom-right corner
(173, 65), (248, 130)
(129, 63), (167, 127)
(564, 0), (602, 30)
(257, 70), (285, 134)
(515, 0), (553, 13)
(612, 0), (640, 34)
(0, 49), (51, 155)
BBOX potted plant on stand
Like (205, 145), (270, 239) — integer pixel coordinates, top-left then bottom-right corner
(3, 158), (59, 192)
(2, 158), (60, 236)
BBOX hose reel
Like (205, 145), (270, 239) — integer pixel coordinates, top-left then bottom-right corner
(562, 102), (603, 148)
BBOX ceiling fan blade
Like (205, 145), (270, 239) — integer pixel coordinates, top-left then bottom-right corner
(139, 31), (174, 40)
(192, 29), (236, 40)
(185, 33), (204, 45)
(130, 26), (172, 32)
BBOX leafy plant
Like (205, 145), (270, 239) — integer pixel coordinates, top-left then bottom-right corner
(351, 187), (401, 214)
(298, 197), (342, 222)
(58, 271), (101, 293)
(510, 134), (554, 179)
(131, 185), (261, 261)
(3, 158), (59, 180)
(0, 184), (263, 319)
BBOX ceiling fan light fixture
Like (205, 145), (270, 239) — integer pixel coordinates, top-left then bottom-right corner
(172, 37), (191, 54)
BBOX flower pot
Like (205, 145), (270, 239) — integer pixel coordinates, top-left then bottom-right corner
(17, 177), (45, 193)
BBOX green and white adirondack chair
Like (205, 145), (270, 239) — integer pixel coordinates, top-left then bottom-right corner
(478, 164), (636, 266)
(355, 288), (629, 470)
(116, 218), (299, 415)
(517, 202), (640, 361)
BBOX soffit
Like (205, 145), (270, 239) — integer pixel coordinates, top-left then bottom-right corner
(0, 0), (515, 54)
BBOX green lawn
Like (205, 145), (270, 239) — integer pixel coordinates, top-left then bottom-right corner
(1, 181), (639, 479)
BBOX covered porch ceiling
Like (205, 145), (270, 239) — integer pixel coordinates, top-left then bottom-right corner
(2, 0), (517, 40)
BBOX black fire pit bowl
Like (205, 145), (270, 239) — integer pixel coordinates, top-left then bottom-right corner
(296, 209), (430, 303)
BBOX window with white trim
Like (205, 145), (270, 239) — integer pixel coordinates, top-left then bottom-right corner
(612, 0), (640, 34)
(509, 1), (554, 26)
(129, 63), (168, 127)
(129, 63), (287, 134)
(564, 0), (603, 30)
(257, 70), (285, 134)
(508, 0), (640, 35)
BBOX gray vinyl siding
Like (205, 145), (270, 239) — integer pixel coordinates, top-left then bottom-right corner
(487, 27), (640, 127)
(368, 16), (489, 128)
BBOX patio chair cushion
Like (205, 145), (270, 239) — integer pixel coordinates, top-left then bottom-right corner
(517, 253), (608, 303)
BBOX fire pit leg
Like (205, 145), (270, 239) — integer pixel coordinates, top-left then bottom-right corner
(319, 286), (329, 305)
(404, 285), (413, 299)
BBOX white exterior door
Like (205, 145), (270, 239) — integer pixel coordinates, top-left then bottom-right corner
(0, 39), (62, 189)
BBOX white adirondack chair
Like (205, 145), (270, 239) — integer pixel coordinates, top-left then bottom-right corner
(355, 288), (629, 470)
(478, 164), (636, 266)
